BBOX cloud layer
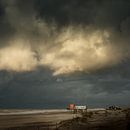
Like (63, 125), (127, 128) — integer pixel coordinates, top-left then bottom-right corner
(0, 0), (129, 75)
(0, 0), (130, 108)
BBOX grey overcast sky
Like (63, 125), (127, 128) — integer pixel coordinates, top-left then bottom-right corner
(0, 0), (130, 108)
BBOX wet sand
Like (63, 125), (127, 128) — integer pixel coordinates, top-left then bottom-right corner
(0, 110), (77, 128)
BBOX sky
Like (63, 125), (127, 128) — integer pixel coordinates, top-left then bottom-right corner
(0, 0), (130, 108)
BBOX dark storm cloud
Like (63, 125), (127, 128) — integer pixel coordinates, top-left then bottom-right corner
(0, 0), (130, 108)
(35, 0), (99, 26)
(0, 1), (15, 45)
(0, 0), (130, 41)
(0, 0), (129, 32)
(35, 0), (130, 29)
(0, 0), (130, 75)
(0, 69), (130, 108)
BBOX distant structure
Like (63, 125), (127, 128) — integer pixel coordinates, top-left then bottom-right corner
(67, 104), (87, 113)
(106, 106), (121, 110)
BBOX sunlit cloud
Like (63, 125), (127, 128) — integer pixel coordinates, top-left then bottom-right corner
(41, 28), (124, 75)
